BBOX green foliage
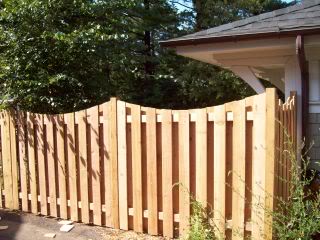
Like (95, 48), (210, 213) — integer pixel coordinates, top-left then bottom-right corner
(0, 0), (288, 113)
(272, 138), (320, 240)
(186, 197), (218, 240)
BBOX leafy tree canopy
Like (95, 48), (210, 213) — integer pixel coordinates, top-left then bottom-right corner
(0, 0), (290, 113)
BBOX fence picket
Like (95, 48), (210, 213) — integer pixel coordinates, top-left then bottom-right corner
(56, 114), (67, 219)
(132, 104), (143, 232)
(76, 110), (89, 223)
(232, 100), (246, 240)
(65, 113), (78, 221)
(178, 111), (190, 236)
(146, 107), (158, 235)
(162, 110), (174, 238)
(213, 105), (226, 237)
(87, 107), (101, 225)
(45, 115), (57, 217)
(2, 111), (13, 209)
(9, 110), (19, 210)
(196, 109), (207, 205)
(252, 93), (266, 240)
(27, 112), (38, 214)
(36, 114), (48, 215)
(18, 112), (28, 212)
(117, 101), (128, 230)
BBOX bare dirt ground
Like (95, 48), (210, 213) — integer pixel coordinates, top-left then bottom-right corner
(0, 210), (168, 240)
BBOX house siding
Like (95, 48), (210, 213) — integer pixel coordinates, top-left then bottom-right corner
(308, 113), (320, 164)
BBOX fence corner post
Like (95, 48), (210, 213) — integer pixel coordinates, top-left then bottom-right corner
(265, 88), (278, 240)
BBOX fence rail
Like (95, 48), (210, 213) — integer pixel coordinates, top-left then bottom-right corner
(0, 88), (296, 239)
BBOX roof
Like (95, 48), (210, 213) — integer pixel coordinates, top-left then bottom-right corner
(161, 0), (320, 47)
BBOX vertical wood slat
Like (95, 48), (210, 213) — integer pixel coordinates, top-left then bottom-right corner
(179, 111), (190, 236)
(9, 110), (19, 210)
(162, 110), (174, 238)
(103, 102), (112, 227)
(265, 88), (277, 240)
(195, 109), (207, 205)
(283, 103), (288, 201)
(2, 111), (13, 209)
(132, 104), (143, 232)
(213, 105), (226, 238)
(232, 100), (246, 240)
(56, 114), (67, 219)
(36, 114), (48, 215)
(65, 113), (78, 221)
(110, 98), (119, 229)
(18, 112), (28, 212)
(27, 112), (38, 214)
(76, 110), (89, 223)
(251, 93), (267, 240)
(117, 101), (128, 230)
(46, 115), (57, 217)
(87, 107), (101, 225)
(146, 108), (158, 235)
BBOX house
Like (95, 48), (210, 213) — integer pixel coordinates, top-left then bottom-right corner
(161, 0), (320, 168)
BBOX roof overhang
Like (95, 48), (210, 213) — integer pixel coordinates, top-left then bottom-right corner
(161, 28), (320, 48)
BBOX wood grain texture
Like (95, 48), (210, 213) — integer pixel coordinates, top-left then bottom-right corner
(231, 100), (246, 240)
(213, 105), (226, 238)
(27, 112), (38, 214)
(161, 110), (173, 238)
(251, 93), (266, 240)
(65, 113), (78, 221)
(117, 101), (128, 230)
(146, 108), (158, 235)
(46, 115), (57, 217)
(76, 110), (89, 223)
(131, 104), (143, 232)
(36, 114), (48, 215)
(195, 108), (207, 205)
(18, 112), (28, 212)
(87, 107), (101, 225)
(56, 114), (67, 219)
(178, 111), (190, 236)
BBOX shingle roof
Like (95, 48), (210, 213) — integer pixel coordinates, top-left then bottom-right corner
(162, 0), (320, 47)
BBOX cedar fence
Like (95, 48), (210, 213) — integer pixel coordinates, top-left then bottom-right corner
(0, 88), (296, 239)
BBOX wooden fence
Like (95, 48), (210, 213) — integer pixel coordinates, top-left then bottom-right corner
(0, 88), (296, 239)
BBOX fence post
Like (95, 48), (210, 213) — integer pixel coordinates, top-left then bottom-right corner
(265, 88), (278, 240)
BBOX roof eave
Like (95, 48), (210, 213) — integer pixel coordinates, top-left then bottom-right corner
(160, 28), (320, 48)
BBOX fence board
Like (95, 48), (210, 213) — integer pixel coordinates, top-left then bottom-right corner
(87, 107), (101, 225)
(178, 111), (190, 236)
(56, 114), (67, 219)
(46, 115), (58, 217)
(76, 110), (89, 223)
(213, 105), (226, 238)
(36, 114), (48, 215)
(65, 113), (78, 221)
(252, 93), (266, 240)
(232, 100), (246, 240)
(196, 109), (207, 205)
(118, 101), (128, 230)
(18, 112), (28, 212)
(146, 107), (158, 235)
(132, 104), (143, 233)
(110, 98), (119, 228)
(2, 111), (13, 209)
(9, 111), (19, 210)
(103, 102), (112, 227)
(27, 112), (38, 214)
(161, 110), (174, 238)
